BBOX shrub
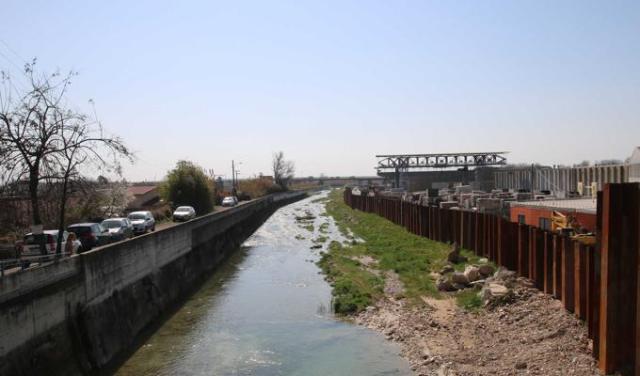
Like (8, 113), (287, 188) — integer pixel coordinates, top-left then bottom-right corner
(160, 160), (214, 215)
(237, 178), (279, 198)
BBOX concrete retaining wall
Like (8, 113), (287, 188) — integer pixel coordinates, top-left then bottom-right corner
(0, 192), (305, 375)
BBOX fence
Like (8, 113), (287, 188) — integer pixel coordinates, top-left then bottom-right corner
(344, 183), (640, 376)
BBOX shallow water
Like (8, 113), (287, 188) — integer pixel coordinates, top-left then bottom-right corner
(116, 191), (411, 376)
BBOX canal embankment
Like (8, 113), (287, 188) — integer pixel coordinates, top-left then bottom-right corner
(321, 189), (599, 375)
(0, 192), (305, 376)
(115, 190), (411, 375)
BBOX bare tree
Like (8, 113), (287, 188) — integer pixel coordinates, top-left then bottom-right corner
(0, 62), (76, 225)
(272, 151), (295, 189)
(1, 62), (132, 253)
(50, 101), (132, 253)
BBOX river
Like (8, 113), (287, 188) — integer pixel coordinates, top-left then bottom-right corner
(116, 191), (411, 376)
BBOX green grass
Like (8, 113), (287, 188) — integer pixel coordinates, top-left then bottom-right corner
(313, 235), (328, 244)
(322, 189), (482, 313)
(298, 223), (314, 232)
(456, 289), (483, 311)
(317, 241), (384, 314)
(319, 222), (330, 234)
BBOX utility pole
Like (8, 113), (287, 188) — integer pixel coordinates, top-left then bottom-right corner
(231, 160), (242, 192)
(231, 160), (236, 189)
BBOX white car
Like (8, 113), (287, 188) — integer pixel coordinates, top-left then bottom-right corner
(17, 230), (82, 257)
(172, 206), (196, 222)
(127, 211), (156, 234)
(221, 196), (238, 207)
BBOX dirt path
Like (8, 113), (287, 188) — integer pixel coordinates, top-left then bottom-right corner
(355, 276), (600, 375)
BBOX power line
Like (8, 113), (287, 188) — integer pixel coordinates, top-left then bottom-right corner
(0, 40), (30, 93)
(0, 39), (28, 65)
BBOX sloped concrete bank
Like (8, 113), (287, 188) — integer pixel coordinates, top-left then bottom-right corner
(0, 192), (306, 376)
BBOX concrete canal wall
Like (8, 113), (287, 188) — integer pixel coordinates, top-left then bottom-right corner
(0, 192), (306, 376)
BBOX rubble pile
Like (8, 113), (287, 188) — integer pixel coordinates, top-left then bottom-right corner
(353, 239), (599, 375)
(356, 276), (599, 375)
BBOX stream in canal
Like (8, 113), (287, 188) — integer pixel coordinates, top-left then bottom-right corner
(116, 191), (411, 376)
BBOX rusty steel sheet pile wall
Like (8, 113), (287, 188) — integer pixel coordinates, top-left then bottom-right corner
(344, 184), (640, 376)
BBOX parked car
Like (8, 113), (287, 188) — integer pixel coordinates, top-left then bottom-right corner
(17, 230), (82, 257)
(127, 211), (156, 235)
(221, 196), (238, 207)
(172, 206), (196, 222)
(101, 218), (134, 241)
(67, 223), (109, 251)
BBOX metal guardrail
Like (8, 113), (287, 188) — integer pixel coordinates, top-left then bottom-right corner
(0, 191), (307, 279)
(0, 252), (73, 277)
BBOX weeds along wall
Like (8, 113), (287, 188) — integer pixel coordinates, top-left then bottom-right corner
(0, 191), (306, 376)
(344, 185), (640, 376)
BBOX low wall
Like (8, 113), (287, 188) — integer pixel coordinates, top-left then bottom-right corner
(0, 191), (305, 376)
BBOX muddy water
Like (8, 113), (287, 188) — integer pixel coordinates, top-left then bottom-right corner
(115, 191), (411, 376)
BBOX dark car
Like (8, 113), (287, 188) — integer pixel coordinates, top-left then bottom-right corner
(101, 218), (134, 241)
(67, 223), (109, 251)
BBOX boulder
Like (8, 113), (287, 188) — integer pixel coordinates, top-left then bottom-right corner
(478, 264), (496, 277)
(450, 272), (469, 285)
(487, 282), (509, 296)
(494, 267), (517, 282)
(463, 265), (480, 282)
(452, 283), (467, 290)
(515, 362), (527, 370)
(440, 265), (454, 274)
(478, 281), (510, 304)
(437, 277), (455, 292)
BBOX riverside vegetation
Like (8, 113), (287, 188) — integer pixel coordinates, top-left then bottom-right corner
(319, 189), (600, 375)
(319, 189), (483, 314)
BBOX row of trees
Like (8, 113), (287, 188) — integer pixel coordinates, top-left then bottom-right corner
(0, 62), (132, 251)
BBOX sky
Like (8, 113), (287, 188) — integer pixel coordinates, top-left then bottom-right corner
(1, 1), (639, 181)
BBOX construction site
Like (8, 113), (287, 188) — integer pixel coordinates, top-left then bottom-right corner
(331, 148), (640, 374)
(363, 148), (640, 241)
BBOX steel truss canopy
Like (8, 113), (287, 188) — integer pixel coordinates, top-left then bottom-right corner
(376, 151), (508, 171)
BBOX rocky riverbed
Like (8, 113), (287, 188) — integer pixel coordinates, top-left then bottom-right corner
(354, 269), (600, 375)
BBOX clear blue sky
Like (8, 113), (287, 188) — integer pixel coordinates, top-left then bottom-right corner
(1, 1), (639, 181)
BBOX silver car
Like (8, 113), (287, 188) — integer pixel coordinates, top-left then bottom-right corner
(172, 206), (196, 222)
(127, 211), (156, 234)
(221, 196), (238, 207)
(101, 218), (134, 240)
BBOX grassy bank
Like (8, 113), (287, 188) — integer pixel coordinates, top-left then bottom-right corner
(319, 189), (481, 314)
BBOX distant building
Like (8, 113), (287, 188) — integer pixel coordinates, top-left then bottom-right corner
(628, 146), (640, 183)
(494, 147), (640, 196)
(126, 185), (160, 210)
(509, 198), (597, 232)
